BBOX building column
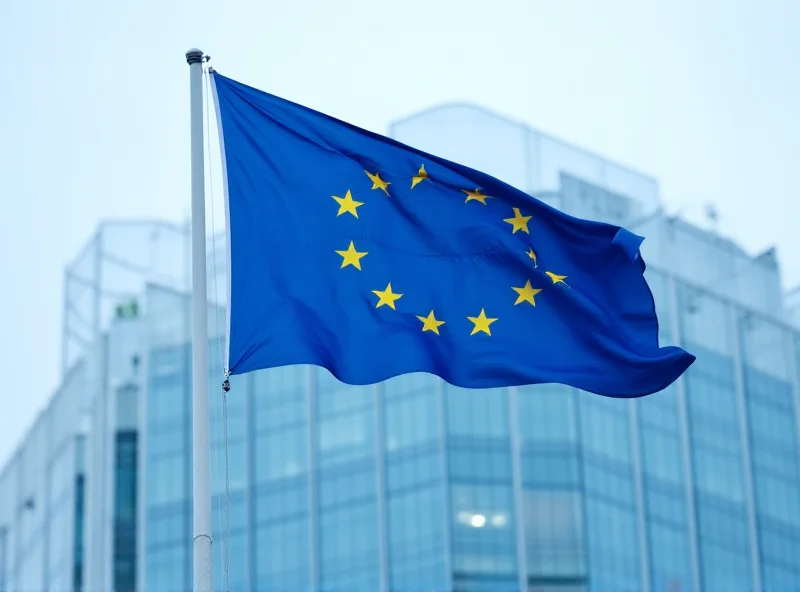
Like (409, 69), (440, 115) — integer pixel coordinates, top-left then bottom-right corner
(436, 380), (453, 591)
(628, 399), (651, 592)
(305, 367), (319, 591)
(245, 373), (255, 592)
(373, 383), (389, 592)
(732, 313), (763, 592)
(668, 276), (703, 592)
(508, 387), (528, 592)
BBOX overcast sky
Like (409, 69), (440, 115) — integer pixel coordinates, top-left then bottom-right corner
(1, 0), (798, 465)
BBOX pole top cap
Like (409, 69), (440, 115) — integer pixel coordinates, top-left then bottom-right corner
(186, 48), (204, 65)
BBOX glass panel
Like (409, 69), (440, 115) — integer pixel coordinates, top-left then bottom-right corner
(450, 484), (517, 581)
(254, 517), (309, 591)
(384, 384), (438, 451)
(387, 485), (447, 592)
(523, 490), (586, 579)
(517, 384), (576, 443)
(446, 386), (509, 438)
(583, 497), (640, 591)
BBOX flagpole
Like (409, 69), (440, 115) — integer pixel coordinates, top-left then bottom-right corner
(186, 47), (214, 592)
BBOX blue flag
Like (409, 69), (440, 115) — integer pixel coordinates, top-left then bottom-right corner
(212, 72), (694, 397)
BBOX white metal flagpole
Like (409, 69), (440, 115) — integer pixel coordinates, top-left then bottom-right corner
(186, 47), (214, 592)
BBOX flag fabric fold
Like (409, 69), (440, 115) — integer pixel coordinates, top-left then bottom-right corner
(211, 71), (694, 397)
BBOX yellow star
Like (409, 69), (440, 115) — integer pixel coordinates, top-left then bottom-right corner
(463, 188), (491, 205)
(526, 247), (538, 267)
(511, 280), (543, 306)
(331, 190), (364, 218)
(503, 207), (532, 234)
(365, 170), (390, 196)
(416, 310), (445, 334)
(411, 164), (429, 189)
(545, 271), (568, 286)
(467, 308), (498, 336)
(335, 241), (368, 270)
(372, 283), (403, 309)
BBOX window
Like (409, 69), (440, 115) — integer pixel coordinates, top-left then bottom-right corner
(579, 398), (631, 463)
(114, 431), (137, 592)
(254, 517), (311, 589)
(523, 490), (586, 579)
(384, 389), (438, 450)
(446, 386), (509, 438)
(648, 522), (691, 592)
(517, 385), (577, 443)
(450, 483), (517, 581)
(584, 498), (640, 590)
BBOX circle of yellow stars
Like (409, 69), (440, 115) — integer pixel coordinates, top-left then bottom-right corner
(331, 165), (569, 337)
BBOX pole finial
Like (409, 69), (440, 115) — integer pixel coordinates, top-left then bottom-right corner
(186, 48), (204, 65)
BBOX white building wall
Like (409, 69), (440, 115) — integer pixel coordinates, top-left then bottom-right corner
(83, 334), (112, 592)
(0, 358), (89, 592)
(14, 412), (48, 592)
(44, 360), (87, 591)
(0, 455), (18, 592)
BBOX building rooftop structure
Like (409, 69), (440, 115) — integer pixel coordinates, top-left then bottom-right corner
(390, 102), (660, 224)
(390, 102), (792, 325)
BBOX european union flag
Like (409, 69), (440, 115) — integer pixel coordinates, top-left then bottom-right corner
(212, 72), (694, 397)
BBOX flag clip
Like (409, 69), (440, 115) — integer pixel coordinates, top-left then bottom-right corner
(222, 369), (231, 393)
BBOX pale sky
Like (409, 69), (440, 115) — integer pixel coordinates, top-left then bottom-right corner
(1, 0), (798, 465)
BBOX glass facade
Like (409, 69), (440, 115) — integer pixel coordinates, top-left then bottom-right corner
(131, 262), (800, 592)
(2, 108), (800, 592)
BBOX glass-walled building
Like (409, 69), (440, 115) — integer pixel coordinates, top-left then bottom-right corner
(136, 271), (800, 592)
(1, 105), (800, 592)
